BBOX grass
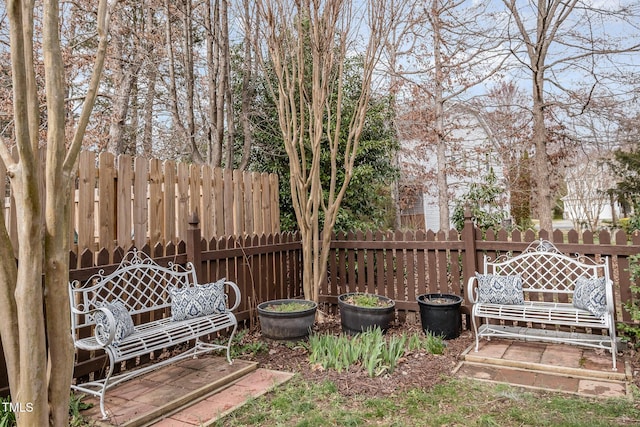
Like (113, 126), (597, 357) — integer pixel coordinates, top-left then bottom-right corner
(213, 376), (640, 426)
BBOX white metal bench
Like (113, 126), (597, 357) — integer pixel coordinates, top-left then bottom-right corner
(467, 240), (617, 369)
(69, 249), (241, 418)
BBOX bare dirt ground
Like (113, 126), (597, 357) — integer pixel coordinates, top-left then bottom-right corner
(240, 315), (640, 397)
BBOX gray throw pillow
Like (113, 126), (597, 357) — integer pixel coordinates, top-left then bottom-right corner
(94, 301), (135, 346)
(476, 273), (525, 305)
(573, 276), (607, 317)
(169, 278), (227, 321)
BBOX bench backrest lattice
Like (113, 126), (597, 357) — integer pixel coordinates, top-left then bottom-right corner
(484, 240), (611, 297)
(69, 250), (197, 331)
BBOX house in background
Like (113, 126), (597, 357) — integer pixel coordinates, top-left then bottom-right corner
(397, 105), (510, 231)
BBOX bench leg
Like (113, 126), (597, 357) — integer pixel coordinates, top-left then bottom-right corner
(99, 358), (115, 419)
(226, 322), (238, 364)
(471, 313), (480, 352)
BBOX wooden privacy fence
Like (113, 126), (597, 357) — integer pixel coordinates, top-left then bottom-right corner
(2, 214), (640, 395)
(2, 150), (280, 262)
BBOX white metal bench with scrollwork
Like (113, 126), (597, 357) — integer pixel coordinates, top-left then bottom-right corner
(467, 240), (617, 369)
(68, 249), (241, 419)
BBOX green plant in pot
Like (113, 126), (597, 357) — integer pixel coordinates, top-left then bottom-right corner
(257, 299), (318, 341)
(338, 292), (395, 335)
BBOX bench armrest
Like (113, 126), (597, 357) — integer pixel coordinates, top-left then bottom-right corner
(467, 275), (479, 304)
(225, 280), (242, 312)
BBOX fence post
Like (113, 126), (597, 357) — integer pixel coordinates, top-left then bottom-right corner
(461, 207), (478, 306)
(187, 213), (203, 279)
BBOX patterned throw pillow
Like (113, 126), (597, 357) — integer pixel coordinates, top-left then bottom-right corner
(476, 273), (525, 304)
(573, 276), (607, 317)
(169, 278), (227, 321)
(94, 301), (135, 346)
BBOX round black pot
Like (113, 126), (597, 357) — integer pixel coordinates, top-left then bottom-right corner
(338, 292), (395, 335)
(417, 293), (463, 340)
(257, 299), (317, 340)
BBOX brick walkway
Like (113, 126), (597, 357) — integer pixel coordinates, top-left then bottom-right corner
(455, 340), (630, 398)
(82, 357), (293, 427)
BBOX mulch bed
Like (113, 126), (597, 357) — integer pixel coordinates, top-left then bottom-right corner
(239, 314), (640, 397)
(241, 314), (476, 398)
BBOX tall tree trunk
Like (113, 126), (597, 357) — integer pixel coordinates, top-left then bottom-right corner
(182, 0), (203, 163)
(432, 1), (449, 231)
(165, 0), (190, 158)
(142, 61), (157, 157)
(238, 0), (255, 170)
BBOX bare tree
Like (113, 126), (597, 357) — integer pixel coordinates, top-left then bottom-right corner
(500, 0), (640, 231)
(0, 1), (112, 425)
(256, 0), (391, 303)
(394, 0), (509, 231)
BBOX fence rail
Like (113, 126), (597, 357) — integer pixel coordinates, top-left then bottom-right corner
(1, 215), (640, 395)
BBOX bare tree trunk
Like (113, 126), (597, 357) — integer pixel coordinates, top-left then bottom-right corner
(182, 0), (203, 163)
(108, 70), (137, 154)
(206, 0), (220, 165)
(142, 61), (157, 157)
(165, 0), (190, 158)
(0, 0), (111, 424)
(432, 1), (449, 231)
(238, 0), (255, 170)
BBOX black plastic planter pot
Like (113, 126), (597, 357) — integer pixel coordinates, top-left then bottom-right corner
(257, 299), (317, 340)
(417, 293), (463, 340)
(338, 292), (395, 335)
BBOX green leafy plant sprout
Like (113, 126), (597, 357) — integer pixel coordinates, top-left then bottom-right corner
(263, 301), (314, 312)
(0, 396), (16, 427)
(344, 293), (390, 308)
(308, 328), (445, 377)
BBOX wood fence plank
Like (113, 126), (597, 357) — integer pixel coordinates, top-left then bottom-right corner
(98, 152), (116, 254)
(252, 172), (263, 234)
(233, 170), (244, 236)
(133, 156), (149, 249)
(117, 155), (133, 247)
(78, 151), (96, 253)
(149, 158), (163, 249)
(347, 231), (356, 292)
(223, 169), (234, 235)
(163, 160), (177, 244)
(426, 230), (437, 294)
(261, 173), (272, 234)
(201, 165), (214, 241)
(243, 171), (254, 235)
(189, 163), (201, 218)
(212, 168), (224, 237)
(176, 162), (190, 241)
(269, 174), (279, 233)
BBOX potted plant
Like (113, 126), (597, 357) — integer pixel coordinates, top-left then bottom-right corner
(416, 293), (463, 339)
(338, 292), (395, 335)
(257, 299), (317, 340)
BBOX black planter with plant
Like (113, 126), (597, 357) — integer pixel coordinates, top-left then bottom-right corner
(338, 292), (395, 335)
(257, 299), (317, 340)
(417, 293), (463, 339)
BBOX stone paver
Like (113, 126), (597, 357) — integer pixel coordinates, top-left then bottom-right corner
(476, 341), (510, 358)
(578, 380), (627, 398)
(540, 344), (582, 368)
(458, 339), (630, 399)
(502, 341), (544, 364)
